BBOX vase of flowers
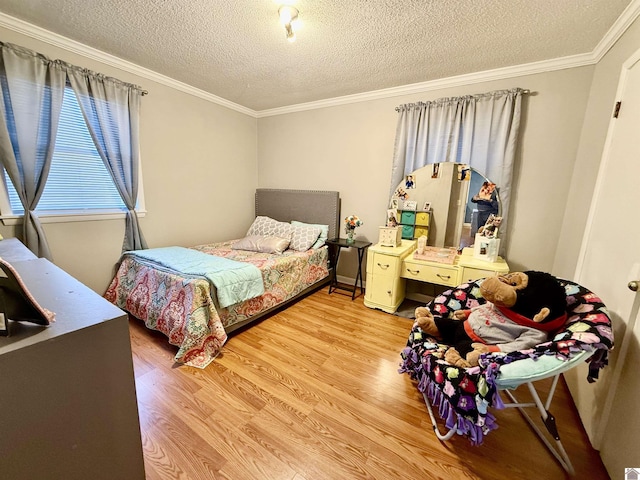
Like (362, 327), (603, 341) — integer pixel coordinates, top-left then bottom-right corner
(344, 215), (363, 243)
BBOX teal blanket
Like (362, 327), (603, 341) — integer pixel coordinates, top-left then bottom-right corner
(126, 247), (264, 308)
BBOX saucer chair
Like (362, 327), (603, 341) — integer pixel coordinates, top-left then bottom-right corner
(399, 277), (613, 475)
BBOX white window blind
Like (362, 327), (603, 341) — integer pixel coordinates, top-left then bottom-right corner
(3, 85), (126, 215)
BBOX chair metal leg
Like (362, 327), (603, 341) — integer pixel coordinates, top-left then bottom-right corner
(420, 373), (576, 475)
(502, 376), (576, 475)
(422, 392), (457, 441)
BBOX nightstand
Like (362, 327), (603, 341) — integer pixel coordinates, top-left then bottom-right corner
(326, 238), (372, 300)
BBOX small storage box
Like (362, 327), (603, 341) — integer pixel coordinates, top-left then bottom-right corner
(400, 211), (416, 224)
(416, 212), (430, 226)
(414, 226), (428, 238)
(378, 226), (402, 247)
(401, 225), (415, 239)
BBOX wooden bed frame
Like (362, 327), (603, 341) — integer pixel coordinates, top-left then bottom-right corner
(223, 188), (341, 334)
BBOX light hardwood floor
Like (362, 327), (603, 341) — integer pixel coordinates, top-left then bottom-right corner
(130, 288), (610, 480)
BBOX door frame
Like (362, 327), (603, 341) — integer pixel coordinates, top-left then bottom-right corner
(573, 45), (640, 450)
(575, 47), (640, 279)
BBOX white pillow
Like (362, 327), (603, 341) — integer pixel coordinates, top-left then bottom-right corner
(291, 221), (329, 249)
(246, 216), (293, 239)
(290, 224), (323, 251)
(232, 235), (290, 254)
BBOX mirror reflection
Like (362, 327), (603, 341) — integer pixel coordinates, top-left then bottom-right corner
(391, 163), (501, 249)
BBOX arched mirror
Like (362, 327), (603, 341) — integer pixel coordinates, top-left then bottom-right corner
(390, 163), (501, 249)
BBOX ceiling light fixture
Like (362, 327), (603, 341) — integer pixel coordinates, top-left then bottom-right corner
(278, 5), (299, 43)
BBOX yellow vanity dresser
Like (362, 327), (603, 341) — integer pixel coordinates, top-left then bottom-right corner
(364, 240), (415, 313)
(364, 240), (509, 313)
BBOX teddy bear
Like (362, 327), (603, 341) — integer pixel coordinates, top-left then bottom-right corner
(477, 214), (502, 238)
(414, 271), (568, 368)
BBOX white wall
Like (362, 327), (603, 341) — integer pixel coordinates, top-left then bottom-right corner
(258, 69), (594, 277)
(0, 26), (258, 293)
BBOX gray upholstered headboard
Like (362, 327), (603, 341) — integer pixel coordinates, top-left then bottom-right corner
(255, 189), (341, 240)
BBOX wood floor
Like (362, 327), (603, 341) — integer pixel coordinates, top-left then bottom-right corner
(129, 288), (610, 480)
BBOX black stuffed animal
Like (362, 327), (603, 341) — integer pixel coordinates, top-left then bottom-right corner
(415, 270), (568, 367)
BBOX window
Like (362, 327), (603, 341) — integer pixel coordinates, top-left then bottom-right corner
(0, 85), (143, 222)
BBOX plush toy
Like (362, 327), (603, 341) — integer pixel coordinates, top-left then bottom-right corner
(477, 214), (502, 238)
(415, 271), (568, 368)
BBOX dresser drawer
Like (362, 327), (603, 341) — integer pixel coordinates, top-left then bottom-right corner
(401, 261), (459, 287)
(461, 267), (500, 283)
(370, 252), (402, 276)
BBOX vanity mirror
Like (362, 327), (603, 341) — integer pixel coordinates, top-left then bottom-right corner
(391, 163), (502, 249)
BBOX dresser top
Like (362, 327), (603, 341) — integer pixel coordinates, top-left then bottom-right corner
(0, 239), (126, 355)
(370, 239), (416, 256)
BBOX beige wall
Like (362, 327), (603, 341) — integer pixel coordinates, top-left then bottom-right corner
(0, 27), (258, 293)
(258, 69), (594, 277)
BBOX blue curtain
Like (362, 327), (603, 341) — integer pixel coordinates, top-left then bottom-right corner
(0, 43), (66, 260)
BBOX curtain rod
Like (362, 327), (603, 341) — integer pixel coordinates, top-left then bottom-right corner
(395, 88), (531, 111)
(140, 89), (527, 99)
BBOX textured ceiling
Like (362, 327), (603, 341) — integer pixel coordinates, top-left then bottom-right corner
(0, 0), (633, 111)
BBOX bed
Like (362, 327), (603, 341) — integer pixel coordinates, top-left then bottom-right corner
(105, 189), (341, 368)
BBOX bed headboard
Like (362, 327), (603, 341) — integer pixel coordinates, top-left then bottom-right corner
(255, 189), (341, 241)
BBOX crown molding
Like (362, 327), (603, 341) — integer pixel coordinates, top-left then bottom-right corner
(592, 0), (640, 63)
(256, 52), (597, 117)
(0, 12), (257, 118)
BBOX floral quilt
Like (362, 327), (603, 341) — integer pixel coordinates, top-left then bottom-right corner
(399, 278), (613, 445)
(105, 240), (329, 368)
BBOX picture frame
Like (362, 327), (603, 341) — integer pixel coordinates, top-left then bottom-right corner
(473, 234), (500, 263)
(422, 202), (431, 211)
(386, 209), (398, 227)
(390, 198), (399, 210)
(404, 200), (417, 211)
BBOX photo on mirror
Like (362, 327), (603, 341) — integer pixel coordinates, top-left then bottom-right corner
(405, 174), (416, 189)
(457, 164), (470, 181)
(393, 187), (408, 200)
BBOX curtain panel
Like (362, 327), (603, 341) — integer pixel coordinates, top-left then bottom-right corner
(390, 88), (524, 249)
(0, 42), (66, 260)
(66, 65), (147, 252)
(0, 41), (147, 258)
